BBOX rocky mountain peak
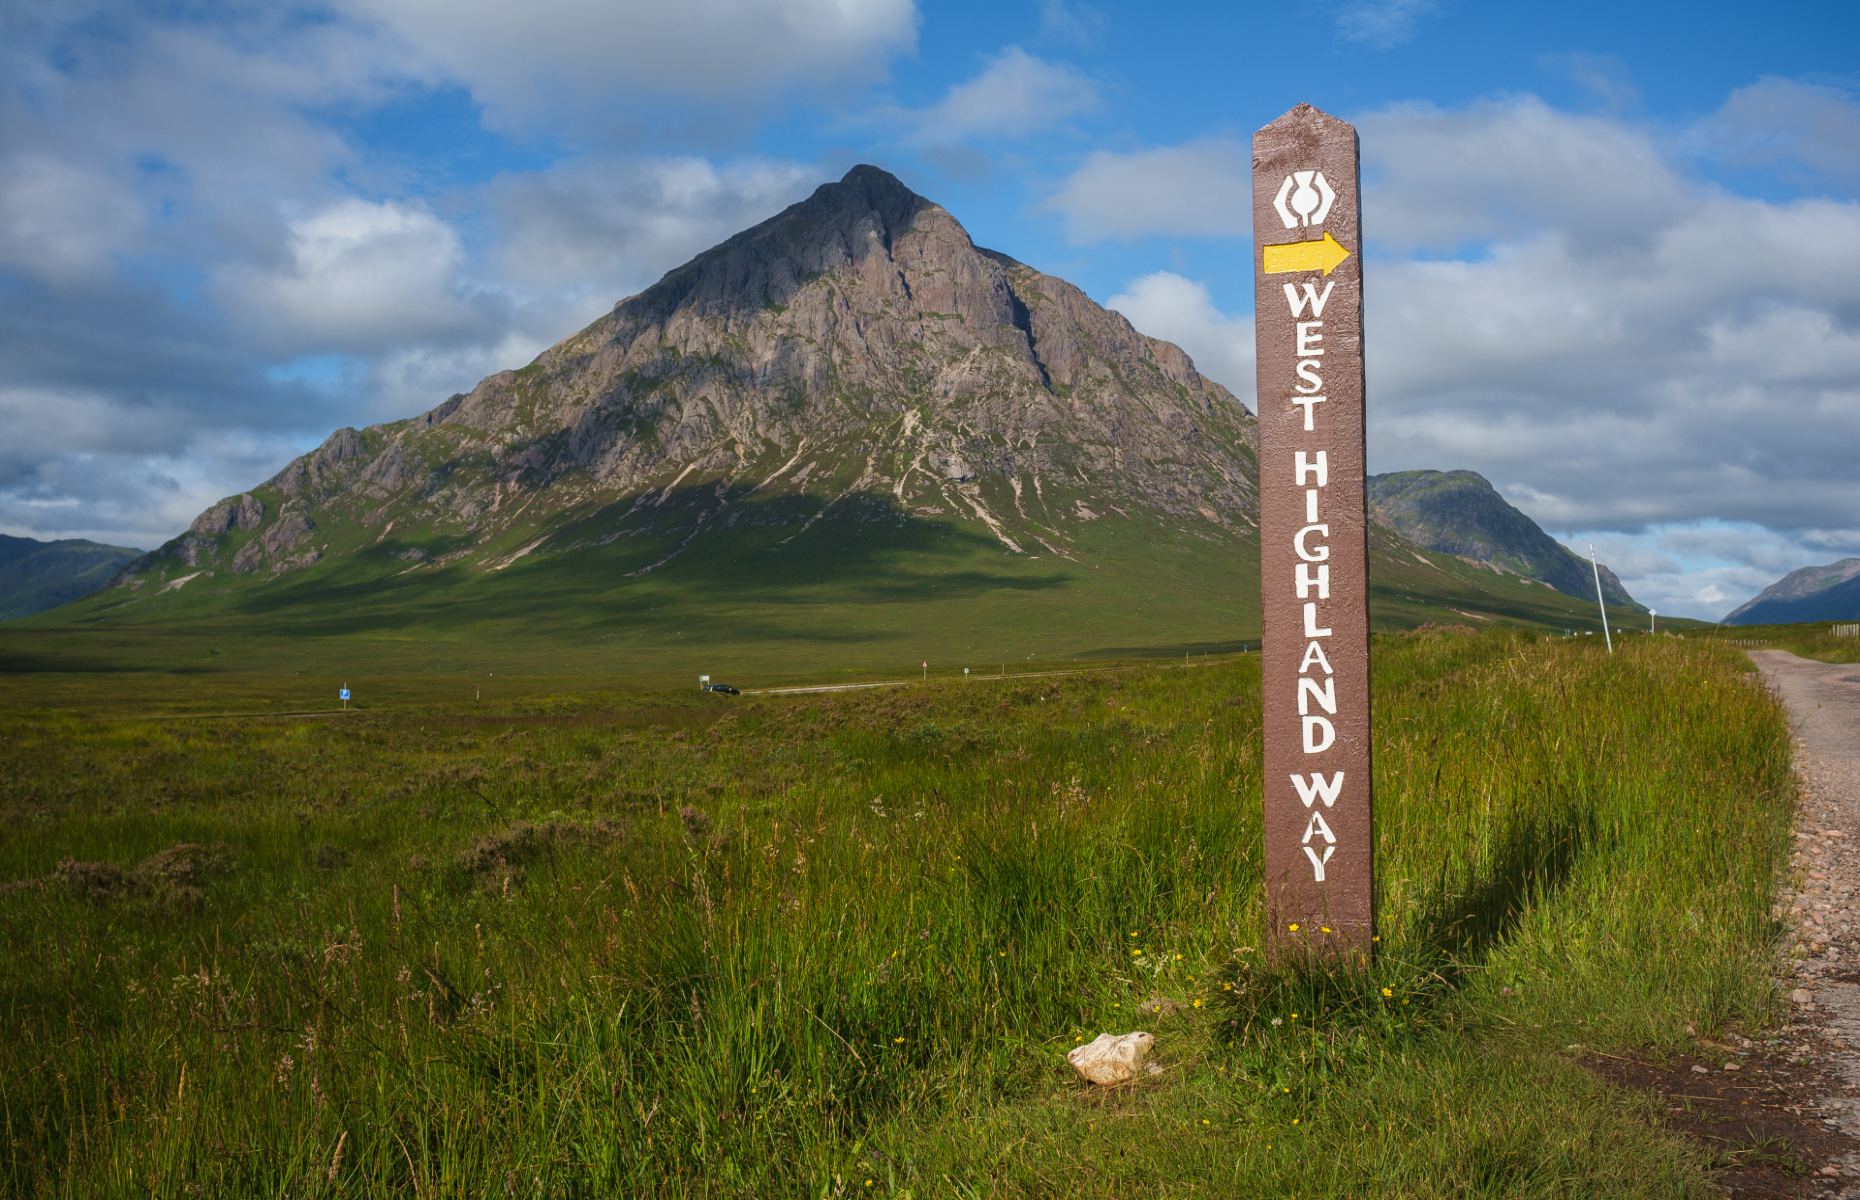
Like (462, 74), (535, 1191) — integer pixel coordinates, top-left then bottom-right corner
(1726, 557), (1860, 625)
(629, 163), (961, 328)
(1368, 469), (1642, 611)
(114, 164), (1258, 592)
(815, 163), (932, 222)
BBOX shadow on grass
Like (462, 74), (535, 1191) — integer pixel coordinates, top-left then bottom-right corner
(214, 483), (1071, 641)
(1218, 801), (1593, 1045)
(1415, 799), (1593, 977)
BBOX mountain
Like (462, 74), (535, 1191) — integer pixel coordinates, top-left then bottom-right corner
(0, 534), (142, 620)
(1724, 558), (1860, 625)
(29, 167), (1615, 679)
(1368, 470), (1642, 611)
(111, 164), (1256, 589)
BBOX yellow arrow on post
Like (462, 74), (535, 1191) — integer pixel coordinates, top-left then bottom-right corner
(1261, 231), (1351, 276)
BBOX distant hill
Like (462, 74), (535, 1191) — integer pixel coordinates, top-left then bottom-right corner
(1368, 470), (1642, 612)
(17, 167), (1622, 679)
(0, 534), (142, 620)
(1724, 558), (1860, 625)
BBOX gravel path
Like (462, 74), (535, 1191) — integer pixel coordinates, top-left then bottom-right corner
(1753, 650), (1860, 1196)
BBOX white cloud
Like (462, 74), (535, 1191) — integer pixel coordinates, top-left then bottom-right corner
(1540, 52), (1641, 113)
(339, 0), (918, 134)
(1045, 97), (1695, 250)
(364, 331), (563, 423)
(1574, 524), (1860, 622)
(895, 47), (1098, 145)
(1106, 272), (1254, 399)
(1046, 136), (1250, 242)
(1335, 0), (1440, 49)
(22, 12), (412, 223)
(0, 387), (316, 550)
(0, 155), (145, 284)
(486, 156), (817, 290)
(1357, 97), (1693, 249)
(0, 387), (185, 464)
(217, 199), (504, 356)
(1038, 0), (1105, 46)
(1692, 77), (1860, 188)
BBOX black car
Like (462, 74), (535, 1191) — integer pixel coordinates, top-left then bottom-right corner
(703, 683), (741, 696)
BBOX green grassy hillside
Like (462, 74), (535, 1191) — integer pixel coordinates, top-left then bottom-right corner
(0, 535), (141, 620)
(5, 498), (1616, 686)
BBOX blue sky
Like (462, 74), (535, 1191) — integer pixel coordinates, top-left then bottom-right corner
(3, 0), (1858, 618)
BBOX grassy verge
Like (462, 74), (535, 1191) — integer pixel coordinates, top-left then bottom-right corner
(0, 630), (1794, 1196)
(1692, 621), (1860, 665)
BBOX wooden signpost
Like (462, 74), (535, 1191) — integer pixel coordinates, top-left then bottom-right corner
(1251, 104), (1375, 959)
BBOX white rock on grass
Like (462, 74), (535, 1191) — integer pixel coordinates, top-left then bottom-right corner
(1067, 1031), (1157, 1085)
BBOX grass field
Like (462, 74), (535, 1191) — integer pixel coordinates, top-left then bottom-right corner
(0, 630), (1795, 1197)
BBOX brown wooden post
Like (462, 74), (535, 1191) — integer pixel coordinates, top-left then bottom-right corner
(1251, 104), (1375, 961)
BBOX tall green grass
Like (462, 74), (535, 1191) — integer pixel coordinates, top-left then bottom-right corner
(0, 631), (1793, 1196)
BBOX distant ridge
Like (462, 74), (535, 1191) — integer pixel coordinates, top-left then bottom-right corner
(0, 534), (142, 620)
(1368, 470), (1642, 611)
(1725, 558), (1860, 625)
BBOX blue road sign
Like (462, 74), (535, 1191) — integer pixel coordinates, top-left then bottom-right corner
(339, 688), (351, 701)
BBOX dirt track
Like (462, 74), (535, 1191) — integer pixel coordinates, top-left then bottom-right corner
(1753, 650), (1860, 1195)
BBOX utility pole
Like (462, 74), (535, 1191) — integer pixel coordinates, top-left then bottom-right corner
(1589, 545), (1613, 655)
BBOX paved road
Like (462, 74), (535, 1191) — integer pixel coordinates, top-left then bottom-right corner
(1753, 650), (1860, 1193)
